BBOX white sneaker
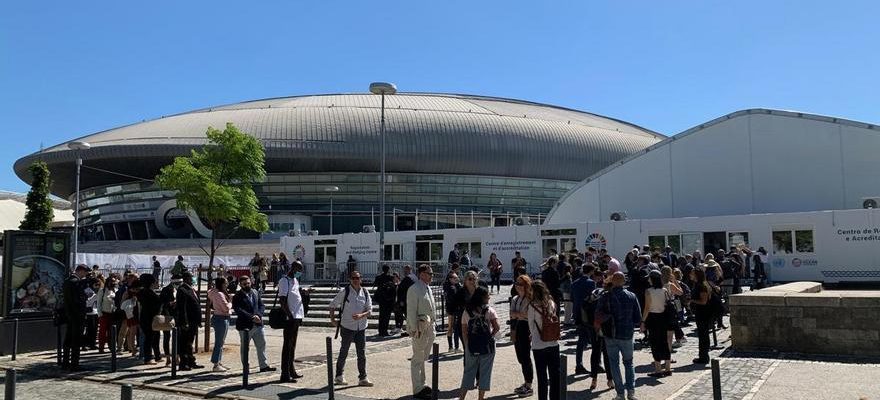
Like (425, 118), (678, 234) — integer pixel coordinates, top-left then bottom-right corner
(358, 378), (374, 387)
(334, 375), (348, 385)
(212, 364), (226, 373)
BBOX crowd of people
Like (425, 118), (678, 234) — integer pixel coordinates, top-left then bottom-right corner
(57, 243), (763, 400)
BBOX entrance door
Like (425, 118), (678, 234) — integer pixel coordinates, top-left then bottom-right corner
(703, 232), (727, 256)
(415, 234), (444, 268)
(314, 240), (337, 281)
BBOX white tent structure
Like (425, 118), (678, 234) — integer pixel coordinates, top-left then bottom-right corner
(0, 192), (72, 232)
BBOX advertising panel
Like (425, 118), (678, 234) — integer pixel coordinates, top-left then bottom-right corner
(1, 230), (71, 317)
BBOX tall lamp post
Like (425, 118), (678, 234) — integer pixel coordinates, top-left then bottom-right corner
(324, 186), (339, 234)
(67, 141), (91, 267)
(369, 82), (397, 262)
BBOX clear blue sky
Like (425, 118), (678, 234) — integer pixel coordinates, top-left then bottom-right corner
(2, 1), (878, 193)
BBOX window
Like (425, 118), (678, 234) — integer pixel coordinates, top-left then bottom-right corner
(648, 235), (682, 253)
(680, 233), (702, 255)
(648, 236), (666, 251)
(772, 231), (793, 254)
(795, 230), (814, 253)
(384, 244), (402, 260)
(542, 238), (558, 258)
(728, 232), (749, 249)
(456, 241), (483, 260)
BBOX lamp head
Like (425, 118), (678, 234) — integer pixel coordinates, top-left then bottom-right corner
(369, 82), (397, 95)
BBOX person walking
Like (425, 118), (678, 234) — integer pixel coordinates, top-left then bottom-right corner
(510, 275), (534, 397)
(138, 274), (163, 365)
(176, 271), (203, 370)
(527, 281), (560, 400)
(487, 253), (502, 294)
(443, 271), (463, 352)
(159, 274), (181, 366)
(407, 264), (437, 400)
(61, 265), (89, 371)
(208, 278), (233, 372)
(598, 272), (642, 400)
(571, 263), (596, 375)
(329, 271), (374, 386)
(641, 270), (672, 377)
(279, 261), (305, 382)
(232, 275), (276, 373)
(458, 286), (499, 400)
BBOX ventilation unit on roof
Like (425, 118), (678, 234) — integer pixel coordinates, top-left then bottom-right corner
(609, 211), (628, 222)
(363, 225), (376, 233)
(862, 198), (880, 209)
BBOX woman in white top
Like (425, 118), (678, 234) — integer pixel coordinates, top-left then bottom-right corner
(509, 275), (534, 397)
(641, 270), (672, 377)
(527, 281), (560, 400)
(96, 277), (118, 353)
(662, 266), (686, 350)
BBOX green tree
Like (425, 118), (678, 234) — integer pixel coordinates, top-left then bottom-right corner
(20, 161), (55, 231)
(155, 123), (269, 270)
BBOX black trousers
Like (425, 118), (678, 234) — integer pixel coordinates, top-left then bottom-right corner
(646, 312), (671, 362)
(83, 314), (98, 349)
(513, 321), (533, 384)
(378, 303), (392, 336)
(281, 318), (302, 379)
(532, 345), (560, 400)
(695, 311), (712, 360)
(163, 330), (172, 356)
(63, 319), (84, 367)
(142, 327), (161, 362)
(178, 328), (197, 367)
(590, 334), (612, 380)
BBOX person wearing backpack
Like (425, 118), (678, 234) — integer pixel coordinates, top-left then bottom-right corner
(458, 286), (499, 400)
(587, 270), (613, 391)
(527, 281), (560, 400)
(598, 272), (642, 400)
(571, 263), (596, 376)
(329, 271), (374, 387)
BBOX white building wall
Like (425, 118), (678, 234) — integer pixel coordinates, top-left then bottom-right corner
(548, 110), (880, 224)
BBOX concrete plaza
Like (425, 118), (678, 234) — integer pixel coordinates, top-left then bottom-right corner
(1, 285), (878, 399)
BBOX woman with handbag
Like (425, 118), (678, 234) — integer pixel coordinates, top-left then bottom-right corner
(527, 281), (560, 400)
(208, 277), (234, 372)
(641, 270), (672, 377)
(137, 274), (163, 365)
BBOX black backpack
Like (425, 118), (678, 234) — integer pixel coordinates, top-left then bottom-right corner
(466, 305), (495, 355)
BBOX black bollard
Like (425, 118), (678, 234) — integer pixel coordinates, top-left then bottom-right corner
(326, 336), (334, 400)
(12, 318), (19, 361)
(712, 325), (719, 348)
(242, 329), (250, 389)
(5, 369), (16, 400)
(56, 323), (62, 366)
(110, 325), (118, 373)
(560, 354), (568, 399)
(171, 327), (178, 378)
(120, 383), (133, 400)
(431, 342), (439, 400)
(711, 359), (722, 400)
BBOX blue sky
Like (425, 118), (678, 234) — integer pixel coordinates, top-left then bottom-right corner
(2, 1), (878, 193)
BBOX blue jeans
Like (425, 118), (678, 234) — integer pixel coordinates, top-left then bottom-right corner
(239, 326), (269, 369)
(605, 337), (635, 396)
(211, 315), (230, 364)
(461, 350), (495, 391)
(575, 325), (592, 367)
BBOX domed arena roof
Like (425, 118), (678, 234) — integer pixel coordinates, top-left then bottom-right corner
(15, 93), (663, 197)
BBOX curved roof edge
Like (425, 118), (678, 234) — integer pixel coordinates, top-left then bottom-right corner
(546, 108), (880, 220)
(29, 92), (664, 159)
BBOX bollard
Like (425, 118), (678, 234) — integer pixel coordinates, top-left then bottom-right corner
(120, 383), (133, 400)
(56, 323), (62, 366)
(171, 327), (178, 378)
(711, 359), (722, 400)
(431, 342), (439, 400)
(326, 336), (335, 400)
(12, 318), (19, 361)
(560, 354), (568, 399)
(712, 325), (719, 348)
(242, 329), (250, 389)
(5, 369), (16, 400)
(110, 325), (118, 373)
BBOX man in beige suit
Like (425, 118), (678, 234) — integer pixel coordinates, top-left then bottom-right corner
(406, 264), (436, 399)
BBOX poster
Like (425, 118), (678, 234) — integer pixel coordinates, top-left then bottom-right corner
(1, 230), (71, 317)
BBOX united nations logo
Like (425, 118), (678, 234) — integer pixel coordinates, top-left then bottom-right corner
(772, 258), (785, 268)
(293, 244), (306, 260)
(586, 233), (607, 250)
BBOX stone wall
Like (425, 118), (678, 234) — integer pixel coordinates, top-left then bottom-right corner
(730, 282), (880, 356)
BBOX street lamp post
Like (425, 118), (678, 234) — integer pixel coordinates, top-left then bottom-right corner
(324, 186), (339, 235)
(369, 82), (397, 262)
(67, 141), (91, 268)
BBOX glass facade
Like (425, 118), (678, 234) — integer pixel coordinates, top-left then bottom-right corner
(72, 172), (576, 240)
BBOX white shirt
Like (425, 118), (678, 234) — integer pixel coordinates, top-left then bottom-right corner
(329, 285), (372, 331)
(646, 288), (667, 314)
(278, 276), (304, 319)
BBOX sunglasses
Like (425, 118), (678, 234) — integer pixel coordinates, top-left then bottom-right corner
(351, 276), (362, 280)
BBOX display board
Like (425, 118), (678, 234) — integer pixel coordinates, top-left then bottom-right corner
(1, 230), (71, 318)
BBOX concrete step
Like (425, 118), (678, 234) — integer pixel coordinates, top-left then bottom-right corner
(305, 310), (380, 320)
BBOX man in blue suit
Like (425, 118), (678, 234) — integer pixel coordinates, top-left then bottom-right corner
(233, 275), (276, 373)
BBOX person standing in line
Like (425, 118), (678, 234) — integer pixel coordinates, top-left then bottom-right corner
(540, 257), (562, 315)
(397, 265), (416, 337)
(279, 261), (305, 383)
(527, 281), (560, 400)
(510, 275), (534, 397)
(599, 272), (642, 400)
(138, 274), (163, 365)
(641, 270), (672, 377)
(407, 264), (437, 400)
(560, 265), (574, 325)
(83, 279), (101, 351)
(374, 264), (396, 337)
(208, 277), (233, 372)
(270, 253), (280, 285)
(690, 267), (713, 364)
(392, 272), (405, 333)
(159, 274), (181, 366)
(152, 256), (162, 283)
(458, 286), (499, 400)
(329, 271), (374, 387)
(232, 275), (276, 373)
(176, 271), (203, 370)
(443, 272), (463, 352)
(96, 276), (118, 353)
(587, 270), (614, 391)
(487, 253), (502, 294)
(571, 263), (596, 375)
(250, 253), (263, 291)
(277, 252), (291, 284)
(62, 264), (89, 371)
(448, 243), (462, 266)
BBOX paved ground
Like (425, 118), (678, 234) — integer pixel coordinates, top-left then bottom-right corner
(1, 285), (878, 399)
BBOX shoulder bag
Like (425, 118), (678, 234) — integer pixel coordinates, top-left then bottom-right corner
(268, 277), (290, 329)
